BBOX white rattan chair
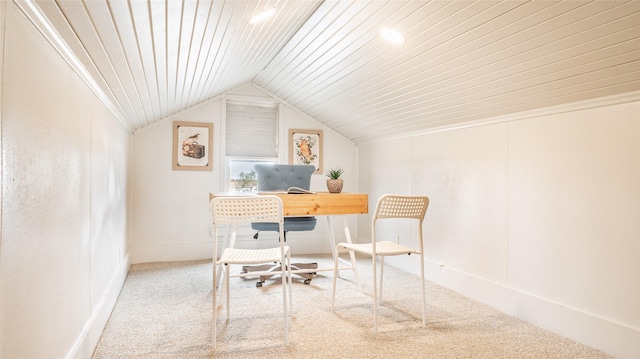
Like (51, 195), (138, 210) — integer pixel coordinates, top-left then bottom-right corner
(209, 195), (293, 348)
(331, 194), (429, 333)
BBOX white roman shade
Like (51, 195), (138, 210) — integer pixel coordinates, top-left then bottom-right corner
(226, 101), (278, 157)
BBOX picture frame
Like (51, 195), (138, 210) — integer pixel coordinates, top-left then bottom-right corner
(289, 128), (323, 174)
(172, 121), (213, 171)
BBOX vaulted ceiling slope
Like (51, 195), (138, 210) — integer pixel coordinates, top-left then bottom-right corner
(18, 0), (640, 144)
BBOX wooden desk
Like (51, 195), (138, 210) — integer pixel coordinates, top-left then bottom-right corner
(210, 192), (367, 290)
(210, 192), (368, 215)
(265, 192), (368, 216)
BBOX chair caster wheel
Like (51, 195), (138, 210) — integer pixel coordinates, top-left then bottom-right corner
(303, 279), (311, 285)
(256, 281), (263, 287)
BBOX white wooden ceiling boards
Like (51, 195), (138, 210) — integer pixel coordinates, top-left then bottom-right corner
(15, 0), (640, 144)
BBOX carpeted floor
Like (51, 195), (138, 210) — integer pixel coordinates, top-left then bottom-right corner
(92, 255), (612, 358)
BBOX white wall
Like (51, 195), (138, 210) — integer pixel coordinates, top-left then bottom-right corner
(130, 85), (360, 263)
(357, 98), (640, 358)
(0, 3), (132, 359)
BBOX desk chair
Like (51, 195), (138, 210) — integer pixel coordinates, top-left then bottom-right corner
(209, 195), (293, 349)
(331, 194), (429, 333)
(247, 164), (318, 285)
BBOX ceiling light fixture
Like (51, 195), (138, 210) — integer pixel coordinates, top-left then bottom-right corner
(250, 8), (276, 24)
(379, 27), (405, 44)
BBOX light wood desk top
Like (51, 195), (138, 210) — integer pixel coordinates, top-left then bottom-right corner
(209, 192), (368, 216)
(264, 192), (368, 216)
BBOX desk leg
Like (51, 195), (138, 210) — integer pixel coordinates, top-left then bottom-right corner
(327, 216), (363, 292)
(326, 216), (338, 273)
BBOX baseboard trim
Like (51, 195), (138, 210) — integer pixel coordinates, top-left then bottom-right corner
(427, 260), (640, 359)
(385, 256), (639, 359)
(66, 252), (131, 359)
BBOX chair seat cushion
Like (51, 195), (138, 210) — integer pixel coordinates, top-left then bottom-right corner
(219, 247), (290, 264)
(337, 240), (420, 256)
(252, 217), (317, 232)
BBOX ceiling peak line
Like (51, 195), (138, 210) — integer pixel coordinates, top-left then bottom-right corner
(264, 1), (430, 106)
(196, 1), (248, 102)
(262, 0), (403, 98)
(255, 0), (338, 89)
(177, 0), (213, 111)
(186, 0), (226, 105)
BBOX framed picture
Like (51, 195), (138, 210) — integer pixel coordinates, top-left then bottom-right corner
(289, 129), (323, 174)
(172, 121), (213, 171)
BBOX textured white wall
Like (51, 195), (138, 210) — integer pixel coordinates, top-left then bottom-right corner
(130, 88), (359, 263)
(130, 101), (222, 263)
(357, 100), (640, 358)
(0, 4), (131, 358)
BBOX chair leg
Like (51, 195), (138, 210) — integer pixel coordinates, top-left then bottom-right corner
(331, 247), (340, 311)
(217, 270), (224, 307)
(372, 254), (378, 333)
(379, 256), (385, 304)
(225, 264), (231, 320)
(420, 254), (426, 327)
(287, 251), (293, 316)
(281, 256), (289, 346)
(212, 262), (218, 349)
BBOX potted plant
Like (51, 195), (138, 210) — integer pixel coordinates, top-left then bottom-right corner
(325, 167), (344, 193)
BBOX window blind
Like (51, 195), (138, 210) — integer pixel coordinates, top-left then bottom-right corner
(225, 102), (278, 157)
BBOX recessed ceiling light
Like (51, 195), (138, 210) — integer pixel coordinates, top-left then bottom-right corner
(250, 8), (276, 24)
(379, 27), (405, 44)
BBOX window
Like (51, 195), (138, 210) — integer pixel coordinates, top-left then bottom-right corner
(225, 101), (278, 192)
(226, 157), (275, 192)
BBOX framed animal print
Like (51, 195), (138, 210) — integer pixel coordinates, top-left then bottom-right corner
(289, 129), (322, 174)
(172, 121), (213, 171)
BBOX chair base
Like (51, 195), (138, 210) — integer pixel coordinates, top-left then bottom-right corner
(242, 262), (318, 286)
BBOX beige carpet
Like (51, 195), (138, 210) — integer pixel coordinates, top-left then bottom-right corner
(92, 255), (612, 358)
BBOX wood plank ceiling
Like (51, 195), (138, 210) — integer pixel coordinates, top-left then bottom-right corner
(18, 0), (640, 144)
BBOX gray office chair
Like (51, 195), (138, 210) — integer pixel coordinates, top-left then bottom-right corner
(246, 164), (318, 285)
